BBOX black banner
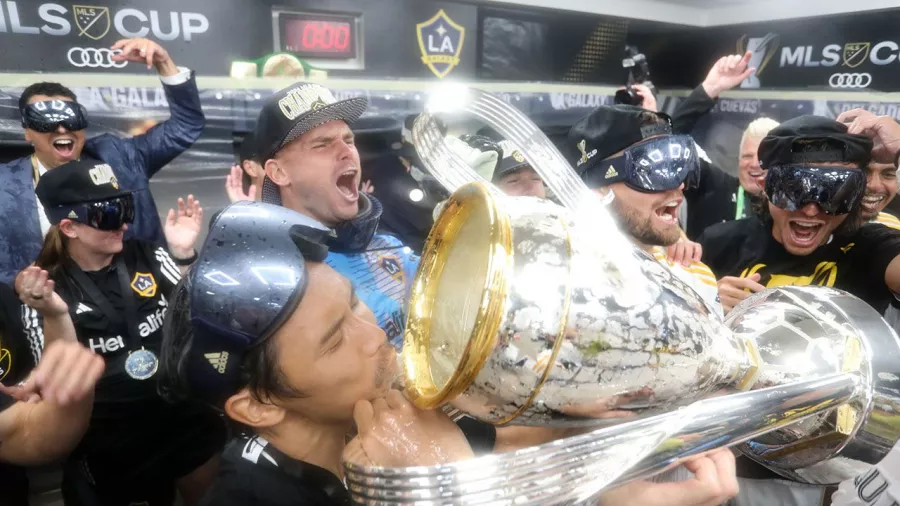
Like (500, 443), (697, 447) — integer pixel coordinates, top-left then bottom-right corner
(631, 9), (900, 92)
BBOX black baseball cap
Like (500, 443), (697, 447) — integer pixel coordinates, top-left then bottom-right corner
(255, 83), (368, 163)
(564, 105), (673, 173)
(493, 139), (531, 180)
(36, 157), (131, 208)
(758, 115), (873, 169)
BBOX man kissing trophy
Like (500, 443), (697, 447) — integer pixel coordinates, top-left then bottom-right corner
(344, 86), (900, 505)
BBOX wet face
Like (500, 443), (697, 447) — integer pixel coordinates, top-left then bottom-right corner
(768, 162), (857, 256)
(598, 183), (684, 248)
(267, 121), (361, 227)
(738, 135), (765, 196)
(273, 263), (396, 425)
(861, 161), (899, 221)
(24, 95), (86, 169)
(495, 166), (546, 199)
(62, 220), (126, 256)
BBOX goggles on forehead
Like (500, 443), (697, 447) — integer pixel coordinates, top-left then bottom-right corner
(581, 135), (700, 193)
(21, 100), (89, 133)
(187, 201), (330, 407)
(765, 165), (866, 216)
(46, 195), (135, 231)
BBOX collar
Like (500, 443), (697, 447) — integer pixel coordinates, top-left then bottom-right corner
(327, 193), (383, 254)
(228, 435), (351, 504)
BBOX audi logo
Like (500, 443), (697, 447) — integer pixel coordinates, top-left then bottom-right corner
(829, 73), (872, 89)
(67, 48), (128, 69)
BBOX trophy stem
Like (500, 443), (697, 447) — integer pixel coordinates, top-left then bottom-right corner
(345, 372), (860, 505)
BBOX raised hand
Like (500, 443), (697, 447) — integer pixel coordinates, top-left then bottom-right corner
(702, 52), (755, 98)
(225, 165), (257, 203)
(110, 37), (177, 75)
(15, 266), (67, 318)
(164, 195), (203, 260)
(0, 340), (104, 407)
(837, 108), (900, 165)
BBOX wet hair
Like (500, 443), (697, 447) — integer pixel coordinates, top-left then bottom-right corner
(19, 82), (77, 111)
(34, 225), (70, 276)
(158, 274), (303, 410)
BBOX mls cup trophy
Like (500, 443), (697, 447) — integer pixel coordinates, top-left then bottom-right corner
(343, 86), (900, 505)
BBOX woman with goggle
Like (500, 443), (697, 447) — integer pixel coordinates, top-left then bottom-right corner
(32, 157), (226, 506)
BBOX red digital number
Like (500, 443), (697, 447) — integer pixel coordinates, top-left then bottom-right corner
(299, 21), (351, 52)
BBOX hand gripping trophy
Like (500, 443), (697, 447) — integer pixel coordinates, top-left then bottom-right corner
(343, 86), (900, 505)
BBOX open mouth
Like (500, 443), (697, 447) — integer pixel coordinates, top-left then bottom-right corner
(653, 199), (680, 225)
(335, 168), (360, 203)
(788, 220), (824, 247)
(52, 138), (76, 159)
(861, 193), (886, 214)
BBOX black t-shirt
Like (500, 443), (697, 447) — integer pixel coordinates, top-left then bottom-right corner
(0, 282), (40, 412)
(699, 218), (900, 314)
(201, 436), (351, 506)
(52, 239), (183, 453)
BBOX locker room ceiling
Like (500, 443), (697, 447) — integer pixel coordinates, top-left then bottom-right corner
(479, 0), (900, 26)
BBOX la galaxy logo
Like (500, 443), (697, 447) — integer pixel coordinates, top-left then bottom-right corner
(73, 5), (112, 41)
(89, 163), (119, 189)
(379, 255), (404, 284)
(131, 272), (157, 298)
(842, 42), (871, 68)
(416, 10), (465, 79)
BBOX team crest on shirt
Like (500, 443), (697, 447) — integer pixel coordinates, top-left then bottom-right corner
(0, 348), (10, 381)
(379, 255), (404, 284)
(131, 272), (157, 298)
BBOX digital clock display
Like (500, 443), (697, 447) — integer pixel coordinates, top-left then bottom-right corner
(280, 14), (358, 59)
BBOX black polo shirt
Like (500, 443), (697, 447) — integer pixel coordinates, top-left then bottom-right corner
(699, 218), (900, 314)
(0, 282), (39, 396)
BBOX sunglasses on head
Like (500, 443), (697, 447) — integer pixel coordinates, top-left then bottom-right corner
(48, 195), (135, 231)
(581, 135), (700, 193)
(21, 100), (89, 133)
(764, 165), (866, 216)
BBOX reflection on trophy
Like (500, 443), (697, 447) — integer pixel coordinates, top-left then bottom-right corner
(344, 86), (900, 504)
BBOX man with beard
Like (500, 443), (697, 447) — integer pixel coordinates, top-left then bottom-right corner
(254, 83), (418, 348)
(564, 105), (721, 312)
(158, 201), (738, 506)
(0, 37), (204, 284)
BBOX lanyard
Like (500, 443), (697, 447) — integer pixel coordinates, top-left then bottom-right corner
(65, 255), (140, 347)
(735, 186), (746, 220)
(30, 154), (42, 185)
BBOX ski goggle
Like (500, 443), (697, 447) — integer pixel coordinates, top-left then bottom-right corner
(765, 165), (866, 216)
(47, 194), (135, 231)
(21, 100), (89, 133)
(580, 135), (700, 192)
(188, 201), (330, 407)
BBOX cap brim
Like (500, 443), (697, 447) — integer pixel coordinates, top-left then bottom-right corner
(493, 160), (530, 180)
(272, 97), (369, 158)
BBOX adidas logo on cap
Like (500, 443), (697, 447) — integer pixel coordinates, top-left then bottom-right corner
(605, 166), (619, 179)
(68, 210), (78, 219)
(206, 352), (229, 374)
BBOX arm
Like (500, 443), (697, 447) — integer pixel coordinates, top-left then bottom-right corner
(0, 340), (104, 465)
(672, 52), (754, 135)
(110, 37), (204, 178)
(163, 195), (203, 274)
(16, 266), (75, 348)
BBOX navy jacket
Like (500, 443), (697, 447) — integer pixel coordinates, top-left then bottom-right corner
(0, 74), (204, 284)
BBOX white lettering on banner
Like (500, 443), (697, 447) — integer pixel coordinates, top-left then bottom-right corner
(139, 306), (167, 337)
(780, 40), (900, 68)
(549, 93), (607, 111)
(831, 103), (900, 121)
(0, 2), (208, 41)
(717, 99), (760, 114)
(72, 87), (168, 112)
(89, 335), (124, 354)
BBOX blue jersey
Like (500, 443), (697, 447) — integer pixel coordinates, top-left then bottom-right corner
(325, 235), (420, 350)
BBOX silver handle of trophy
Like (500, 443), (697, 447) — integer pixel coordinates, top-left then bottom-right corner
(344, 372), (860, 505)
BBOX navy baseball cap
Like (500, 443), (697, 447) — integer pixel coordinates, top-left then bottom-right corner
(185, 201), (330, 407)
